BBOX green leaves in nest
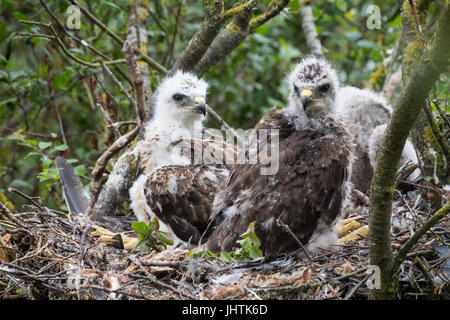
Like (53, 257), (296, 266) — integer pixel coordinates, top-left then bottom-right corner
(131, 219), (174, 253)
(187, 222), (263, 263)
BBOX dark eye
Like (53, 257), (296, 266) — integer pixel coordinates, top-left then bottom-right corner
(293, 85), (300, 96)
(173, 94), (183, 101)
(318, 83), (330, 93)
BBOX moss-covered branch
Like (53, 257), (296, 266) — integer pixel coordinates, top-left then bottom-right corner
(170, 0), (225, 73)
(368, 0), (450, 300)
(192, 0), (289, 75)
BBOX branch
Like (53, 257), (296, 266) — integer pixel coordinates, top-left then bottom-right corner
(423, 100), (450, 165)
(123, 41), (146, 123)
(368, 1), (450, 299)
(393, 202), (450, 272)
(299, 0), (324, 59)
(193, 0), (289, 75)
(170, 0), (225, 73)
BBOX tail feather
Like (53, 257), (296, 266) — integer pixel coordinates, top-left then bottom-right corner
(55, 156), (90, 214)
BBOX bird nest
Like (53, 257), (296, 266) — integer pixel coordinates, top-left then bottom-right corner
(0, 189), (448, 300)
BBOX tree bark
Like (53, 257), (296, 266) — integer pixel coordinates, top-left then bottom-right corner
(368, 1), (450, 299)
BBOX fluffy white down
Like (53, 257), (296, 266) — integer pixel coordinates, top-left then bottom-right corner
(368, 124), (421, 181)
(306, 218), (340, 255)
(336, 86), (392, 151)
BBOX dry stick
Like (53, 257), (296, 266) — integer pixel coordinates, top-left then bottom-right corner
(122, 41), (146, 123)
(413, 256), (435, 292)
(344, 272), (372, 300)
(299, 0), (324, 59)
(0, 202), (28, 230)
(86, 42), (146, 214)
(97, 103), (121, 137)
(8, 188), (44, 211)
(128, 257), (197, 300)
(393, 202), (450, 272)
(276, 218), (313, 264)
(107, 121), (137, 129)
(100, 62), (138, 112)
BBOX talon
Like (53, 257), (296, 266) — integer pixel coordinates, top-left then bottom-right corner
(337, 216), (362, 237)
(339, 225), (368, 243)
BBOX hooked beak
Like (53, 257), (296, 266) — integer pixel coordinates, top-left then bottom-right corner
(299, 88), (324, 110)
(178, 96), (207, 116)
(300, 89), (313, 110)
(194, 96), (207, 116)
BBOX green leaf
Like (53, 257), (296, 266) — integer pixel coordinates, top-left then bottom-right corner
(157, 231), (174, 246)
(186, 248), (217, 260)
(24, 151), (41, 160)
(236, 237), (252, 251)
(74, 165), (86, 176)
(336, 0), (347, 12)
(220, 251), (232, 263)
(38, 141), (52, 150)
(248, 246), (263, 259)
(50, 144), (69, 153)
(239, 221), (260, 247)
(53, 68), (74, 90)
(6, 134), (23, 141)
(131, 221), (149, 235)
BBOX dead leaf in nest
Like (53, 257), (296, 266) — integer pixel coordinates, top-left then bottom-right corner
(0, 248), (10, 262)
(300, 268), (310, 283)
(202, 285), (242, 300)
(124, 264), (136, 274)
(0, 234), (12, 262)
(340, 261), (355, 275)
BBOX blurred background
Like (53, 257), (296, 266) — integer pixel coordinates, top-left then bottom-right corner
(0, 0), (448, 210)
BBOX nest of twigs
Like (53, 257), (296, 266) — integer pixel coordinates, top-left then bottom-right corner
(0, 187), (448, 300)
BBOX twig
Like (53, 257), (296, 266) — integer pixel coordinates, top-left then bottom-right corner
(97, 104), (121, 137)
(107, 121), (137, 129)
(423, 100), (450, 165)
(128, 257), (198, 300)
(122, 41), (145, 123)
(413, 256), (435, 293)
(276, 217), (313, 264)
(100, 62), (138, 112)
(393, 202), (450, 272)
(344, 273), (371, 300)
(8, 188), (44, 211)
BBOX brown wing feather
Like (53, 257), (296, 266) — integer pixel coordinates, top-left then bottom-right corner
(146, 164), (229, 245)
(203, 112), (353, 257)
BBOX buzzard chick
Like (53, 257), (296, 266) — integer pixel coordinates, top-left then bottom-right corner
(202, 57), (354, 257)
(130, 71), (230, 247)
(335, 86), (420, 191)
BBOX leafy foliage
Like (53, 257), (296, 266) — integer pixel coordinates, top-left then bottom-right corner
(187, 222), (263, 263)
(131, 219), (174, 253)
